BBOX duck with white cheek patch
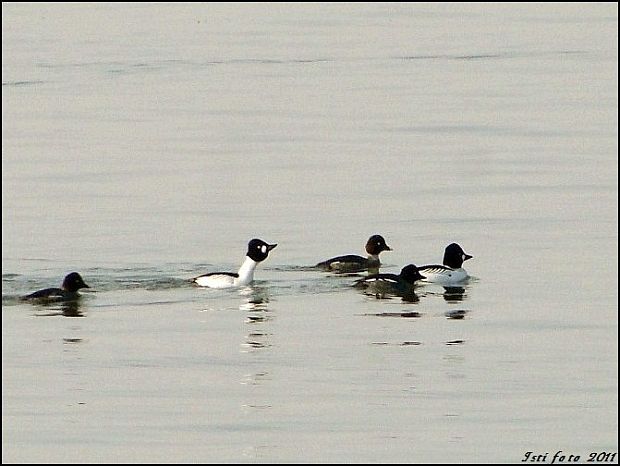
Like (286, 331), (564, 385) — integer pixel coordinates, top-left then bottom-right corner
(192, 239), (277, 289)
(418, 243), (473, 285)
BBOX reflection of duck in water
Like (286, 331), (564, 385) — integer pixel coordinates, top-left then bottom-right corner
(239, 285), (270, 313)
(20, 272), (90, 304)
(35, 300), (85, 318)
(316, 234), (392, 274)
(443, 286), (466, 303)
(353, 264), (425, 300)
(58, 300), (84, 317)
(239, 286), (272, 349)
(418, 243), (473, 285)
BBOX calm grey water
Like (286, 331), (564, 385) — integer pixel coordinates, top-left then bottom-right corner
(2, 3), (618, 463)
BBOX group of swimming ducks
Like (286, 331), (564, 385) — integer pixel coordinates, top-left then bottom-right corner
(19, 235), (473, 303)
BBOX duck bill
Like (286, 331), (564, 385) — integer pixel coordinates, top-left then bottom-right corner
(267, 243), (278, 252)
(463, 254), (473, 261)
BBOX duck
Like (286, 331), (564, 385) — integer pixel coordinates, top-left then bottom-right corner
(20, 272), (90, 303)
(418, 243), (473, 285)
(316, 234), (392, 273)
(192, 238), (277, 288)
(353, 264), (425, 299)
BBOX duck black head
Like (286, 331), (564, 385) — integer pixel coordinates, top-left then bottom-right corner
(400, 264), (425, 285)
(365, 234), (392, 255)
(443, 243), (473, 269)
(61, 272), (90, 292)
(246, 238), (278, 262)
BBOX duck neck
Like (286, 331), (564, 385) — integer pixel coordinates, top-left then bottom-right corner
(237, 256), (258, 286)
(367, 254), (381, 265)
(367, 254), (381, 275)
